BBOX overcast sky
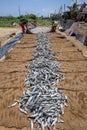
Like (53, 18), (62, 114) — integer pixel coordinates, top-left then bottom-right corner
(0, 0), (87, 16)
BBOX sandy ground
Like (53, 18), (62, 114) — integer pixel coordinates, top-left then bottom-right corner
(0, 29), (87, 130)
(0, 27), (21, 46)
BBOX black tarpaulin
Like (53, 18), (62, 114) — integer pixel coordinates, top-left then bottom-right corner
(0, 32), (23, 58)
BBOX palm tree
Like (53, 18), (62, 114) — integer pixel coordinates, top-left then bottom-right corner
(67, 2), (79, 19)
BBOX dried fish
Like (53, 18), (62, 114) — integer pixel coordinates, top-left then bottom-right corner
(8, 102), (17, 108)
(8, 32), (67, 130)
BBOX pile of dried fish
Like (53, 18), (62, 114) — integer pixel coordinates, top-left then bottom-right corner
(29, 27), (51, 34)
(8, 33), (67, 130)
(33, 34), (56, 59)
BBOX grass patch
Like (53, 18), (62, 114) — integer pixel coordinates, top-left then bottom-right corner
(0, 16), (52, 27)
(37, 18), (51, 26)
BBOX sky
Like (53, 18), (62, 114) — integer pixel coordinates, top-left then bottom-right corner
(0, 0), (87, 17)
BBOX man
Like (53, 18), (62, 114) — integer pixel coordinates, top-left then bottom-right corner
(19, 19), (28, 33)
(51, 20), (58, 32)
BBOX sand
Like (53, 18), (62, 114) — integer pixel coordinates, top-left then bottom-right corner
(0, 28), (87, 130)
(0, 27), (21, 46)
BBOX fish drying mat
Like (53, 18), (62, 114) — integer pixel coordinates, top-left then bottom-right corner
(8, 33), (67, 130)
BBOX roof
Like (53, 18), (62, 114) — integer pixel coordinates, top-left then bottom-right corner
(82, 8), (87, 12)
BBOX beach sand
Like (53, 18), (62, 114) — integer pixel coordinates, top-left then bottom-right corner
(0, 27), (21, 46)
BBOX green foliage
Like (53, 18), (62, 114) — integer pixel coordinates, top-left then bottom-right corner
(18, 14), (37, 20)
(17, 15), (24, 20)
(6, 16), (16, 20)
(0, 14), (51, 27)
(0, 16), (19, 27)
(67, 2), (79, 19)
(65, 2), (87, 19)
(28, 14), (37, 20)
(17, 14), (37, 23)
(37, 18), (51, 26)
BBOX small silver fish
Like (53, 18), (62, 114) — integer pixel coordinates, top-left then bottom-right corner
(29, 119), (33, 130)
(18, 107), (27, 114)
(8, 102), (17, 108)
